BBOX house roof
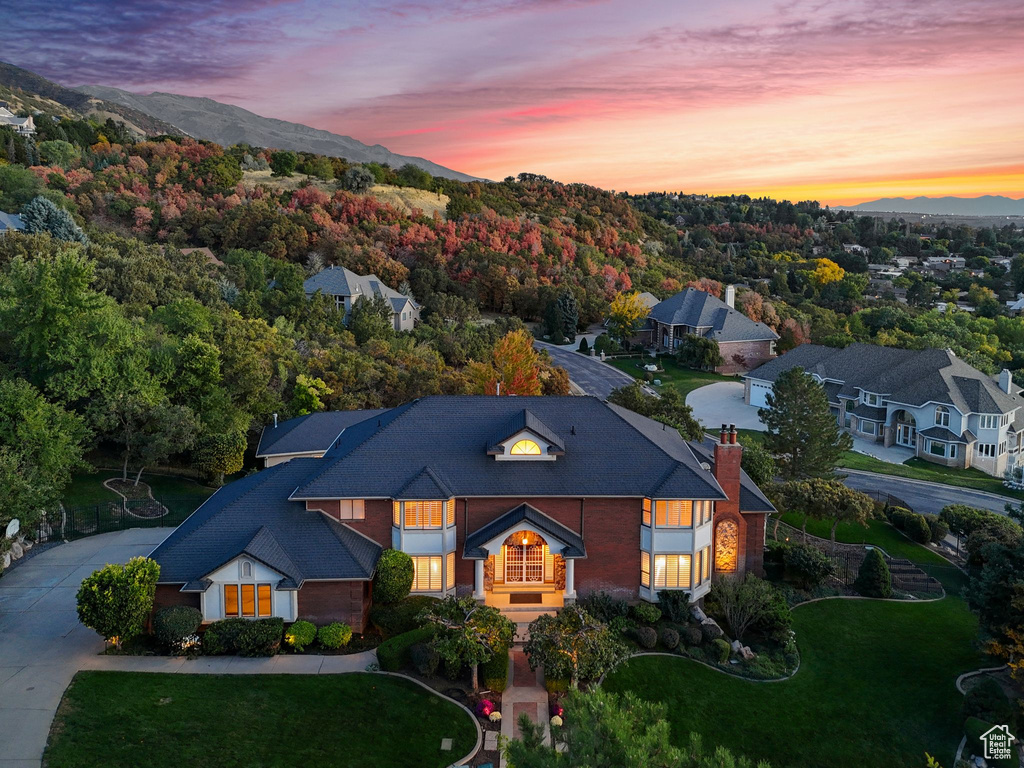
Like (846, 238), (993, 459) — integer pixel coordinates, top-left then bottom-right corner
(303, 266), (418, 309)
(463, 503), (586, 559)
(149, 459), (382, 587)
(917, 426), (974, 443)
(746, 343), (1024, 416)
(0, 212), (25, 233)
(487, 409), (566, 455)
(647, 288), (779, 343)
(256, 410), (388, 458)
(291, 396), (730, 501)
(688, 438), (776, 514)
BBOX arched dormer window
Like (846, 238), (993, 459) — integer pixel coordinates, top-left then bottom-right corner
(935, 406), (950, 427)
(240, 560), (253, 579)
(510, 439), (541, 456)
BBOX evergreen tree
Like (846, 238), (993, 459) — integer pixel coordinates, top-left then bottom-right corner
(20, 196), (88, 243)
(555, 289), (579, 343)
(854, 549), (892, 598)
(759, 367), (852, 479)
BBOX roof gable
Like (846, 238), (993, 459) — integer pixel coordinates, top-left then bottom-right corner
(648, 288), (778, 342)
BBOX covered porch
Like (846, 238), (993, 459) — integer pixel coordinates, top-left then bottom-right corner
(463, 503), (585, 615)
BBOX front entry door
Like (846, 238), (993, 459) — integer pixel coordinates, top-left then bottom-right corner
(897, 423), (916, 447)
(504, 545), (543, 583)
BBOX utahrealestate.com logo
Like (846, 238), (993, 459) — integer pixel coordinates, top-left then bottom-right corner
(980, 724), (1017, 761)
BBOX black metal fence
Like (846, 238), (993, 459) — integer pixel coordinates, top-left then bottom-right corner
(859, 490), (914, 512)
(31, 497), (202, 544)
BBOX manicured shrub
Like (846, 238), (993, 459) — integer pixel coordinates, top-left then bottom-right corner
(904, 513), (932, 544)
(630, 602), (662, 625)
(854, 549), (893, 598)
(317, 622), (352, 650)
(659, 627), (680, 650)
(887, 506), (913, 528)
(576, 591), (629, 622)
(961, 678), (1013, 726)
(152, 605), (202, 652)
(76, 557), (160, 650)
(713, 637), (731, 664)
(608, 615), (635, 635)
(410, 642), (440, 676)
(634, 625), (658, 649)
(481, 646), (510, 692)
(202, 618), (246, 655)
(578, 337), (590, 353)
(928, 517), (950, 544)
(682, 625), (703, 647)
(782, 543), (835, 589)
(372, 549), (415, 605)
(545, 677), (569, 695)
(700, 621), (723, 642)
(237, 618), (284, 656)
(656, 590), (690, 623)
(369, 595), (439, 637)
(377, 625), (435, 671)
(284, 620), (317, 652)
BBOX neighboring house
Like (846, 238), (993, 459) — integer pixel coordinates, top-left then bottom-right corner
(256, 409), (389, 467)
(745, 343), (1024, 477)
(644, 286), (779, 374)
(922, 255), (966, 274)
(1006, 293), (1024, 316)
(0, 212), (25, 236)
(0, 107), (35, 136)
(843, 244), (870, 256)
(303, 266), (420, 332)
(149, 396), (773, 630)
(867, 263), (903, 279)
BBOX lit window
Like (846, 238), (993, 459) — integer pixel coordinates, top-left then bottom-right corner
(446, 552), (455, 591)
(403, 501), (443, 529)
(694, 500), (713, 525)
(224, 583), (273, 618)
(257, 584), (272, 616)
(510, 439), (542, 456)
(241, 584), (256, 617)
(935, 406), (950, 427)
(641, 551), (650, 587)
(655, 500), (693, 528)
(338, 500), (365, 520)
(410, 556), (443, 591)
(393, 501), (400, 526)
(715, 520), (739, 573)
(224, 584), (239, 617)
(446, 498), (456, 526)
(642, 499), (651, 526)
(653, 554), (691, 589)
(702, 546), (711, 580)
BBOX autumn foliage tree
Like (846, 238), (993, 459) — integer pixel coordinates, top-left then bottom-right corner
(606, 291), (650, 347)
(468, 329), (543, 396)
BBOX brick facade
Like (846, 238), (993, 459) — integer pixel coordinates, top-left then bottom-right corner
(296, 580), (371, 632)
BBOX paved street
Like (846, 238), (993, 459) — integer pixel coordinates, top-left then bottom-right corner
(841, 469), (1011, 516)
(534, 341), (637, 399)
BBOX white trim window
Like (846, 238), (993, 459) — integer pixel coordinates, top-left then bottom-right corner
(978, 443), (996, 458)
(654, 500), (693, 528)
(861, 421), (877, 436)
(863, 392), (881, 406)
(410, 555), (443, 592)
(653, 554), (692, 589)
(979, 414), (999, 430)
(337, 500), (365, 520)
(935, 406), (950, 427)
(393, 499), (455, 529)
(224, 583), (272, 618)
(641, 551), (651, 588)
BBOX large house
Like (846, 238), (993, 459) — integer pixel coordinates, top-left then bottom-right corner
(0, 107), (35, 136)
(0, 212), (25, 236)
(744, 343), (1024, 477)
(149, 396), (772, 631)
(642, 287), (779, 374)
(303, 266), (420, 332)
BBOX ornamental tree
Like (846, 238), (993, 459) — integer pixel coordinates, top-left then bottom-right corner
(523, 604), (625, 688)
(420, 595), (515, 691)
(76, 557), (160, 650)
(707, 573), (791, 643)
(291, 374), (333, 416)
(554, 289), (579, 343)
(192, 430), (247, 486)
(20, 196), (88, 244)
(759, 367), (852, 480)
(468, 328), (543, 396)
(606, 291), (649, 347)
(776, 477), (873, 547)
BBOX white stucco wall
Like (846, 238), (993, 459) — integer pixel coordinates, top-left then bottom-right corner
(202, 557), (296, 622)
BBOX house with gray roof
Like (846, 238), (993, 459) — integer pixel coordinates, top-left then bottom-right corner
(644, 286), (779, 374)
(0, 212), (25, 236)
(744, 343), (1024, 477)
(0, 107), (34, 136)
(303, 265), (420, 331)
(149, 396), (772, 630)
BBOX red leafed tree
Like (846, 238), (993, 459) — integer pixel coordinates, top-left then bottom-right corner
(686, 277), (722, 297)
(468, 329), (542, 396)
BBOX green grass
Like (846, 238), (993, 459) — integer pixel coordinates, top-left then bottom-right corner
(836, 452), (1024, 501)
(45, 672), (477, 768)
(605, 356), (731, 398)
(63, 471), (216, 509)
(604, 596), (984, 768)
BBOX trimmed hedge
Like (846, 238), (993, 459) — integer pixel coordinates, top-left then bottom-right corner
(782, 542), (835, 589)
(317, 622), (353, 650)
(634, 625), (658, 649)
(153, 605), (202, 652)
(481, 646), (510, 692)
(631, 602), (662, 625)
(203, 618), (283, 657)
(369, 595), (440, 638)
(410, 643), (439, 676)
(373, 549), (415, 605)
(284, 620), (317, 652)
(377, 625), (435, 672)
(713, 637), (731, 664)
(659, 627), (680, 650)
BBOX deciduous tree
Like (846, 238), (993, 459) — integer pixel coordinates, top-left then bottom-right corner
(606, 291), (649, 347)
(420, 595), (515, 691)
(523, 605), (625, 688)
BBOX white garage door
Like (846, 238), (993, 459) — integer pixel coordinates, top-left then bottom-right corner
(748, 381), (772, 409)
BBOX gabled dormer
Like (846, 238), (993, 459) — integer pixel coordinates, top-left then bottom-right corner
(487, 409), (565, 461)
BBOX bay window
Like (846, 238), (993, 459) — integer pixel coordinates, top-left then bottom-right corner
(392, 499), (456, 529)
(642, 498), (651, 526)
(410, 555), (443, 592)
(655, 500), (693, 528)
(653, 554), (692, 589)
(641, 551), (650, 588)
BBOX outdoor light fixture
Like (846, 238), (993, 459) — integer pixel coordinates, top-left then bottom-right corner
(522, 535), (529, 545)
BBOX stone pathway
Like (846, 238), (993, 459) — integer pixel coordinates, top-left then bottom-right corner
(498, 647), (548, 768)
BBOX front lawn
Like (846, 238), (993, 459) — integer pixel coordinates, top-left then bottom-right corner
(605, 355), (730, 398)
(45, 672), (477, 768)
(603, 596), (984, 768)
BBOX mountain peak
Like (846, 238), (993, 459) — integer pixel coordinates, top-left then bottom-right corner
(838, 195), (1024, 216)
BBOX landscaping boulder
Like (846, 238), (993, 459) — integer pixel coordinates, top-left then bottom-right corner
(19, 536), (32, 551)
(700, 617), (723, 640)
(10, 541), (24, 560)
(740, 646), (757, 661)
(2, 551), (10, 570)
(691, 606), (708, 622)
(730, 639), (742, 653)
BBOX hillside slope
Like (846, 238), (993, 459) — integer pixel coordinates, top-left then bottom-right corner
(76, 85), (480, 182)
(0, 61), (186, 137)
(839, 195), (1024, 216)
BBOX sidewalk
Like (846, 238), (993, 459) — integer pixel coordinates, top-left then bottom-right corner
(83, 649), (377, 675)
(498, 647), (549, 768)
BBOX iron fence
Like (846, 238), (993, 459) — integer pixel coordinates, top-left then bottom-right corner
(31, 497), (202, 544)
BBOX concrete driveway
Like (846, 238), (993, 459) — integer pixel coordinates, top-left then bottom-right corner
(0, 528), (170, 767)
(685, 381), (765, 430)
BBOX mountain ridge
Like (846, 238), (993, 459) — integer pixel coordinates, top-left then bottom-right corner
(838, 195), (1024, 216)
(75, 84), (481, 182)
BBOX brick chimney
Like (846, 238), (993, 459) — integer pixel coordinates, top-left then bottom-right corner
(713, 423), (742, 507)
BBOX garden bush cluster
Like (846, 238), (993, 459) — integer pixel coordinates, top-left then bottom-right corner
(282, 619), (354, 652)
(203, 618), (284, 657)
(887, 507), (946, 545)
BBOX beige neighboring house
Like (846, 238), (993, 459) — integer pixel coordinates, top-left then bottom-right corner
(303, 265), (420, 332)
(256, 410), (389, 467)
(0, 107), (35, 136)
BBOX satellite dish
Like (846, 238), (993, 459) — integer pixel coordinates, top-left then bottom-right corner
(5, 518), (19, 538)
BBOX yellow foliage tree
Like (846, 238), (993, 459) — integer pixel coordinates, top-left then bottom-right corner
(810, 258), (845, 286)
(606, 291), (649, 345)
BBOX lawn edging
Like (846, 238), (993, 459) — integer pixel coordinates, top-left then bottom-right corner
(373, 670), (483, 767)
(951, 664), (1011, 766)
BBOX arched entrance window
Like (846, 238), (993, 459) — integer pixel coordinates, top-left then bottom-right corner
(501, 531), (547, 584)
(715, 519), (739, 573)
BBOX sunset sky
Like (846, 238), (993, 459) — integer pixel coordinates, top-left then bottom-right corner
(3, 0), (1023, 204)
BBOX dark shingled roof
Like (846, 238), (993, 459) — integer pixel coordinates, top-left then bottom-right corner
(688, 438), (776, 514)
(463, 503), (586, 559)
(256, 410), (389, 458)
(149, 459), (382, 587)
(293, 396), (729, 501)
(847, 403), (887, 421)
(648, 288), (779, 343)
(746, 343), (1024, 416)
(303, 266), (418, 309)
(487, 409), (566, 455)
(917, 426), (973, 443)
